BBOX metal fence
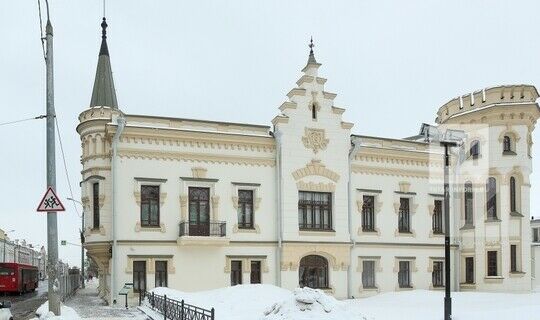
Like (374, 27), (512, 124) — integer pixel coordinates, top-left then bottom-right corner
(57, 265), (80, 301)
(140, 290), (215, 320)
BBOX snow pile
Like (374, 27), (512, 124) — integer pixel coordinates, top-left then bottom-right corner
(263, 287), (367, 320)
(148, 284), (291, 320)
(33, 301), (81, 320)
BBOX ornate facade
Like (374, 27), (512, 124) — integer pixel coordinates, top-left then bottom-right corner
(78, 21), (540, 304)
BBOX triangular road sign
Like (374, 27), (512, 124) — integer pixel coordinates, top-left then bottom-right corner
(37, 186), (66, 212)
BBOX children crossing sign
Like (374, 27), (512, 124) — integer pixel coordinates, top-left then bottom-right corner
(37, 187), (66, 212)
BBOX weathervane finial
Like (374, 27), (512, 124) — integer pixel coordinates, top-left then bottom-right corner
(101, 17), (108, 40)
(309, 37), (314, 54)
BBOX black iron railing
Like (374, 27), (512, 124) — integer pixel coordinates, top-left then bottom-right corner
(140, 290), (215, 320)
(178, 221), (226, 237)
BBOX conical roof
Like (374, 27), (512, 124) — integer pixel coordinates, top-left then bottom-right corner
(89, 18), (118, 108)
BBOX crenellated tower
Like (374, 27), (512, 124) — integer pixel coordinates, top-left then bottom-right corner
(437, 85), (540, 292)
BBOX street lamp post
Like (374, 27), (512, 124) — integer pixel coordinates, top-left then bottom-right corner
(67, 197), (85, 289)
(420, 124), (466, 320)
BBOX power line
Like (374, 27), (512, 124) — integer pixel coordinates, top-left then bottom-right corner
(37, 0), (46, 61)
(0, 115), (46, 127)
(55, 117), (82, 219)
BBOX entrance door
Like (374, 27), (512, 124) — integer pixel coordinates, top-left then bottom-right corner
(188, 187), (210, 236)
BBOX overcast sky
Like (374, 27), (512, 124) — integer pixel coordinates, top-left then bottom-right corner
(2, 1), (539, 267)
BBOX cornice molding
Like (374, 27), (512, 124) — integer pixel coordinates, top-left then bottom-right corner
(286, 88), (306, 98)
(352, 165), (430, 179)
(118, 149), (276, 167)
(119, 131), (275, 153)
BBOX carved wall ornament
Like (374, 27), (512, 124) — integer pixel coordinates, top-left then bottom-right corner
(302, 128), (329, 153)
(292, 159), (340, 182)
(191, 167), (208, 179)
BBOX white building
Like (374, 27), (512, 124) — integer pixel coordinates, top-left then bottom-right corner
(78, 19), (540, 304)
(531, 218), (540, 289)
(0, 228), (47, 279)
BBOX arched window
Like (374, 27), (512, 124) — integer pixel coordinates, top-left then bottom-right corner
(299, 255), (328, 289)
(510, 176), (517, 213)
(503, 136), (512, 152)
(464, 182), (473, 225)
(470, 140), (480, 158)
(486, 177), (497, 220)
(311, 104), (317, 120)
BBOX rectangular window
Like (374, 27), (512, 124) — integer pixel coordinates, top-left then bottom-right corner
(250, 261), (261, 284)
(487, 251), (498, 276)
(432, 261), (444, 287)
(298, 191), (332, 231)
(486, 178), (497, 220)
(92, 182), (100, 229)
(238, 190), (254, 229)
(464, 183), (474, 226)
(362, 260), (376, 288)
(398, 198), (410, 233)
(432, 200), (443, 234)
(155, 261), (168, 288)
(398, 261), (411, 288)
(141, 185), (160, 227)
(133, 261), (146, 293)
(362, 196), (375, 231)
(231, 260), (242, 286)
(465, 257), (474, 284)
(510, 245), (517, 272)
(533, 228), (539, 243)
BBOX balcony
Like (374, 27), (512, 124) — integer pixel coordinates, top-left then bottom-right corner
(177, 220), (228, 246)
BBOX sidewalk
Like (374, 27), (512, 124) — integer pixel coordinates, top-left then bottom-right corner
(65, 279), (146, 320)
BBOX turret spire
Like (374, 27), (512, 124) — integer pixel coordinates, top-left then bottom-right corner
(89, 17), (118, 108)
(307, 37), (317, 64)
(302, 37), (321, 75)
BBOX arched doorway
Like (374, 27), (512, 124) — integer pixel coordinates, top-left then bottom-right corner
(299, 255), (329, 289)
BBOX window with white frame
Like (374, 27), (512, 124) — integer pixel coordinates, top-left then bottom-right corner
(432, 200), (443, 234)
(486, 177), (497, 220)
(362, 195), (375, 232)
(362, 260), (376, 288)
(487, 251), (498, 276)
(398, 198), (410, 233)
(432, 261), (444, 287)
(238, 190), (254, 229)
(533, 228), (540, 243)
(398, 261), (411, 288)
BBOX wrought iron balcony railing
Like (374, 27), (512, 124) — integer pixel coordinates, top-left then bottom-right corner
(178, 221), (226, 237)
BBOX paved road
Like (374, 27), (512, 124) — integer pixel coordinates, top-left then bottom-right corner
(2, 281), (48, 320)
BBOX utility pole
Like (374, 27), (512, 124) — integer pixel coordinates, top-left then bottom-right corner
(45, 18), (61, 315)
(443, 144), (451, 320)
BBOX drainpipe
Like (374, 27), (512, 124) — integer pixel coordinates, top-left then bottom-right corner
(274, 130), (283, 287)
(110, 115), (125, 305)
(347, 137), (361, 298)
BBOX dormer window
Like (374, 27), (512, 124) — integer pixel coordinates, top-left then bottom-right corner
(311, 104), (317, 120)
(470, 140), (480, 158)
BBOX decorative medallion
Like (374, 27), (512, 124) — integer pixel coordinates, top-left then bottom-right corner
(302, 128), (329, 153)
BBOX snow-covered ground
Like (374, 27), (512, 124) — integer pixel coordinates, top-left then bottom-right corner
(144, 285), (540, 320)
(350, 290), (540, 320)
(34, 302), (80, 320)
(32, 278), (145, 320)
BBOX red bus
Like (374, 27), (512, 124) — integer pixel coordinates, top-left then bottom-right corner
(0, 263), (39, 294)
